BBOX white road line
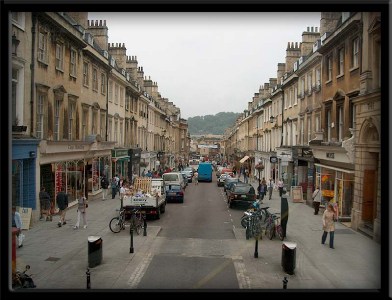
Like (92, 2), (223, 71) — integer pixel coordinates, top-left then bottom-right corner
(127, 252), (153, 288)
(233, 259), (251, 289)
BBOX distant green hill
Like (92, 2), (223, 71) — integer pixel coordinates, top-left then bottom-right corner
(187, 112), (241, 135)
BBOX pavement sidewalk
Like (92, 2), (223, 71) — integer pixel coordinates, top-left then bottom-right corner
(13, 178), (381, 290)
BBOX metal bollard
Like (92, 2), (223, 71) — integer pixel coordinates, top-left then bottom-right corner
(130, 227), (134, 253)
(282, 276), (288, 289)
(143, 216), (147, 236)
(86, 268), (91, 289)
(254, 238), (258, 258)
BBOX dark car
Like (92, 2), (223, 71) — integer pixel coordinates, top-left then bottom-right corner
(217, 173), (230, 187)
(223, 177), (240, 192)
(165, 184), (185, 203)
(227, 183), (256, 208)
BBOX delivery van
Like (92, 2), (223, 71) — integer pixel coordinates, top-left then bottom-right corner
(162, 172), (186, 190)
(197, 162), (213, 182)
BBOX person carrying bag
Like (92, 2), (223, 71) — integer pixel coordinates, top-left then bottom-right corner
(312, 187), (321, 215)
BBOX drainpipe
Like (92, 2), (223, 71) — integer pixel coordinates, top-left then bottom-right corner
(105, 70), (110, 141)
(30, 13), (37, 137)
(281, 92), (284, 147)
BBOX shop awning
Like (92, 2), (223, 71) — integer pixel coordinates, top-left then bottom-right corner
(239, 156), (250, 164)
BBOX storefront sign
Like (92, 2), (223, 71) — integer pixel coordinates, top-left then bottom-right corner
(68, 145), (85, 150)
(290, 186), (304, 203)
(112, 149), (128, 157)
(302, 148), (313, 157)
(18, 207), (32, 230)
(326, 153), (335, 159)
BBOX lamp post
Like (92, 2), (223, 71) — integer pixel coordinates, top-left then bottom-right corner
(270, 116), (275, 152)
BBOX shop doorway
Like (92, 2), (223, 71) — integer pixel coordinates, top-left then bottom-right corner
(362, 169), (377, 224)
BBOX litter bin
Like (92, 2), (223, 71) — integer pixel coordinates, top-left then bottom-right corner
(281, 241), (296, 275)
(88, 236), (102, 268)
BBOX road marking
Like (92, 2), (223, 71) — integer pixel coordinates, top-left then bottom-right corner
(127, 252), (153, 288)
(233, 259), (251, 289)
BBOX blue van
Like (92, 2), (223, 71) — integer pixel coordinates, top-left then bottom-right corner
(197, 162), (213, 182)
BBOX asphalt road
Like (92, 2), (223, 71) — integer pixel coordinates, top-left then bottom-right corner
(9, 171), (383, 294)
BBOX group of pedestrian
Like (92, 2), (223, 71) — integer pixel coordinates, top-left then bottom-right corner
(275, 182), (336, 248)
(40, 186), (88, 230)
(257, 177), (274, 202)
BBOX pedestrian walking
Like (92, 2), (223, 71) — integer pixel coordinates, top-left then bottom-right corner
(321, 203), (336, 249)
(12, 206), (24, 248)
(280, 187), (289, 239)
(73, 195), (88, 229)
(194, 171), (199, 185)
(56, 188), (69, 227)
(101, 175), (109, 200)
(267, 178), (274, 200)
(119, 184), (126, 209)
(111, 177), (117, 199)
(277, 178), (284, 197)
(261, 177), (267, 199)
(257, 179), (265, 202)
(39, 187), (52, 221)
(312, 186), (321, 215)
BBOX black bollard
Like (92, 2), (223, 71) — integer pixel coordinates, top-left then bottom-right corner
(254, 238), (258, 258)
(130, 227), (134, 253)
(143, 216), (147, 236)
(283, 276), (288, 289)
(86, 268), (91, 289)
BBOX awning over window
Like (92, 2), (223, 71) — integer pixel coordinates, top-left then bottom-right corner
(239, 156), (249, 164)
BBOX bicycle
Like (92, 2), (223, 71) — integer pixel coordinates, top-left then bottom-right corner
(264, 212), (284, 240)
(128, 207), (145, 235)
(109, 208), (126, 233)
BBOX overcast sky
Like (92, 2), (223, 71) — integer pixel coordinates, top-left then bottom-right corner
(89, 12), (321, 120)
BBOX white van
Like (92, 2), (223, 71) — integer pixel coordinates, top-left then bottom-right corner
(162, 172), (186, 190)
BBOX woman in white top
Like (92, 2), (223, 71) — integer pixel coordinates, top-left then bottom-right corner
(74, 195), (88, 229)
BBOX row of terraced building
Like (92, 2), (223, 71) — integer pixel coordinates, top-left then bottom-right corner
(222, 12), (382, 242)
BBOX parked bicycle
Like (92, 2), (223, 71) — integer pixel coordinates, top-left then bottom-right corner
(12, 265), (36, 289)
(109, 207), (145, 235)
(128, 207), (145, 235)
(264, 212), (284, 240)
(109, 208), (126, 233)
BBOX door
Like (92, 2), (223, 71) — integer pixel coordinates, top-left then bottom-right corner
(362, 169), (376, 222)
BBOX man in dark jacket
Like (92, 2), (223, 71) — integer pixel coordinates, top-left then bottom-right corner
(39, 187), (52, 221)
(280, 188), (289, 239)
(56, 188), (69, 227)
(101, 175), (109, 200)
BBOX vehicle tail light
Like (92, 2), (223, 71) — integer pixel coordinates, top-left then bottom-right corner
(178, 191), (184, 196)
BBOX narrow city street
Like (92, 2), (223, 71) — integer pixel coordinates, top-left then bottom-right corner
(13, 173), (381, 291)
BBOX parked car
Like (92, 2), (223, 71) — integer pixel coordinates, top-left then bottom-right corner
(164, 184), (185, 203)
(217, 173), (230, 187)
(227, 183), (257, 208)
(223, 177), (241, 192)
(162, 172), (187, 190)
(216, 166), (224, 178)
(180, 173), (188, 187)
(180, 170), (193, 183)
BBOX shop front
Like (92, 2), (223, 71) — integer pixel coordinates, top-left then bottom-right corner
(128, 147), (141, 183)
(292, 147), (315, 204)
(12, 138), (40, 215)
(276, 147), (294, 190)
(311, 145), (354, 222)
(39, 139), (115, 209)
(111, 148), (130, 180)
